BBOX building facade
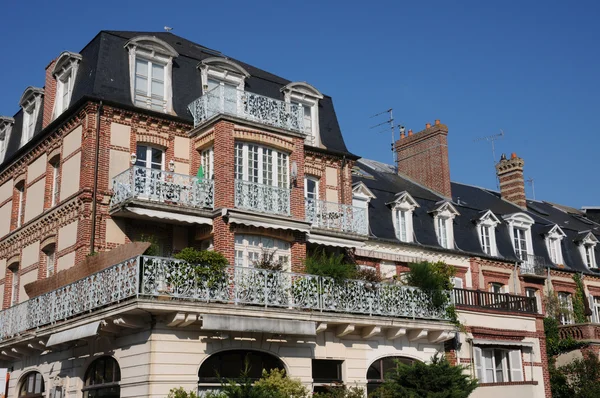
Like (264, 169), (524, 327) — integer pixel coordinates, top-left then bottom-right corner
(0, 30), (597, 397)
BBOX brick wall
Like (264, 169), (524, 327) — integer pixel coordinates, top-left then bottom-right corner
(495, 153), (526, 209)
(42, 59), (57, 129)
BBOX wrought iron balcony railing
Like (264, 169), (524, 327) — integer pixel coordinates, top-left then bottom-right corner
(452, 288), (537, 314)
(234, 179), (290, 216)
(110, 166), (214, 209)
(188, 86), (305, 133)
(519, 254), (547, 276)
(305, 198), (368, 235)
(0, 256), (451, 341)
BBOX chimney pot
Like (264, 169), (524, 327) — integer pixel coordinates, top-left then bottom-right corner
(496, 152), (526, 208)
(435, 119), (440, 125)
(408, 129), (413, 136)
(425, 123), (431, 129)
(511, 152), (517, 159)
(400, 131), (405, 139)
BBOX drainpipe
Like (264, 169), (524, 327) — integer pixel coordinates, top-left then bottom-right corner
(340, 155), (347, 203)
(90, 101), (103, 254)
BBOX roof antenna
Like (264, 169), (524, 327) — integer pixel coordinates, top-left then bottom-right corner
(164, 26), (173, 32)
(369, 109), (396, 167)
(526, 177), (536, 200)
(473, 129), (505, 188)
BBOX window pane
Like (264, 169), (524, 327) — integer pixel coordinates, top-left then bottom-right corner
(136, 59), (148, 76)
(151, 80), (164, 99)
(151, 63), (164, 81)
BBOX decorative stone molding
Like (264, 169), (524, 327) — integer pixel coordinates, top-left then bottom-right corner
(194, 130), (215, 150)
(233, 128), (294, 152)
(136, 134), (170, 149)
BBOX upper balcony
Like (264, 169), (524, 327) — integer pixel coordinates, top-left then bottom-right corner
(188, 86), (305, 134)
(519, 254), (547, 277)
(110, 166), (214, 210)
(305, 198), (368, 236)
(0, 255), (453, 342)
(452, 288), (538, 314)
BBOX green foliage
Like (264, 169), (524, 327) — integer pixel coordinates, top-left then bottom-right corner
(551, 350), (600, 398)
(313, 383), (365, 398)
(139, 234), (160, 256)
(544, 317), (585, 357)
(173, 248), (228, 288)
(354, 266), (383, 283)
(544, 289), (572, 322)
(373, 354), (478, 398)
(304, 250), (356, 281)
(252, 248), (285, 271)
(167, 387), (199, 398)
(253, 369), (309, 398)
(572, 274), (589, 323)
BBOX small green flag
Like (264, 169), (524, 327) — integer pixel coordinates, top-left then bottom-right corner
(197, 165), (205, 180)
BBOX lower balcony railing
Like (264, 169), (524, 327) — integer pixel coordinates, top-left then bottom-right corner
(234, 179), (290, 216)
(110, 166), (214, 209)
(305, 198), (368, 235)
(0, 256), (451, 341)
(519, 254), (547, 276)
(558, 323), (600, 341)
(452, 288), (537, 314)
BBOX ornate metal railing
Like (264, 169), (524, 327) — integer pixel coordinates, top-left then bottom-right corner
(187, 86), (305, 133)
(305, 198), (368, 235)
(110, 166), (214, 209)
(452, 288), (537, 314)
(140, 256), (450, 320)
(519, 254), (547, 276)
(0, 257), (139, 341)
(234, 179), (290, 216)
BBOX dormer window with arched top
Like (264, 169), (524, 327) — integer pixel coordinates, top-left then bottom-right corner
(125, 36), (179, 113)
(476, 210), (501, 256)
(282, 82), (323, 146)
(197, 57), (250, 118)
(577, 232), (598, 269)
(503, 213), (535, 261)
(52, 51), (82, 118)
(387, 191), (419, 243)
(431, 201), (459, 249)
(19, 86), (44, 147)
(545, 225), (566, 265)
(0, 117), (14, 163)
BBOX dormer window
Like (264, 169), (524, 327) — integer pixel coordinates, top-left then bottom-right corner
(52, 51), (82, 118)
(0, 117), (14, 163)
(476, 210), (501, 256)
(388, 191), (419, 243)
(431, 201), (459, 249)
(503, 213), (535, 261)
(352, 182), (375, 233)
(125, 36), (179, 113)
(545, 225), (566, 265)
(577, 232), (598, 269)
(282, 82), (323, 146)
(19, 87), (43, 147)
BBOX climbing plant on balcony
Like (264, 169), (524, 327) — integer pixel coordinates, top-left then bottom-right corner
(303, 250), (356, 282)
(572, 274), (590, 324)
(173, 248), (228, 288)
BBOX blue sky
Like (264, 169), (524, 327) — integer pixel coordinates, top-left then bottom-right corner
(1, 1), (599, 208)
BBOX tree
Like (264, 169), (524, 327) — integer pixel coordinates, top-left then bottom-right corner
(553, 350), (600, 398)
(253, 369), (309, 398)
(374, 354), (478, 398)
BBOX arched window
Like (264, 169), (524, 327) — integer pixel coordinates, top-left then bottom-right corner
(18, 371), (44, 397)
(367, 356), (415, 395)
(82, 356), (121, 398)
(198, 350), (284, 392)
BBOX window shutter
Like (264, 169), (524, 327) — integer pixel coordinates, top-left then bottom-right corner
(589, 295), (597, 323)
(473, 347), (484, 381)
(509, 349), (524, 382)
(452, 277), (463, 289)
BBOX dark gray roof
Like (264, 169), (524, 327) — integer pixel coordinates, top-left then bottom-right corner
(1, 30), (352, 168)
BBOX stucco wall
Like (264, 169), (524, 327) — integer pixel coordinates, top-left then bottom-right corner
(63, 125), (82, 158)
(58, 221), (78, 252)
(0, 180), (12, 203)
(27, 154), (47, 183)
(0, 203), (11, 238)
(24, 179), (45, 223)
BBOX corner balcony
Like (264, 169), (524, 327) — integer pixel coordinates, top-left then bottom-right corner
(0, 256), (452, 342)
(305, 198), (368, 235)
(452, 288), (538, 314)
(558, 323), (600, 341)
(188, 86), (305, 134)
(519, 254), (547, 277)
(110, 166), (214, 210)
(234, 179), (290, 216)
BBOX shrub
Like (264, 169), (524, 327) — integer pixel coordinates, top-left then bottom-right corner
(174, 248), (228, 288)
(253, 247), (285, 271)
(354, 266), (382, 283)
(167, 387), (199, 398)
(313, 383), (365, 398)
(253, 369), (308, 398)
(139, 234), (160, 256)
(304, 250), (356, 281)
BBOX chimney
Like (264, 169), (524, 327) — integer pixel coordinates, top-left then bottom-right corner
(395, 120), (452, 198)
(42, 59), (57, 129)
(496, 153), (526, 208)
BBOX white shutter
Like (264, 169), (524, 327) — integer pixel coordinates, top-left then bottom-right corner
(589, 295), (597, 323)
(452, 277), (463, 289)
(509, 349), (523, 382)
(473, 347), (484, 381)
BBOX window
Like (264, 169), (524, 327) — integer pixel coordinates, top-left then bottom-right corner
(126, 36), (178, 114)
(44, 245), (56, 278)
(584, 245), (597, 269)
(15, 182), (25, 228)
(489, 283), (504, 294)
(200, 147), (214, 180)
(10, 266), (19, 306)
(390, 191), (419, 244)
(397, 210), (408, 242)
(56, 71), (73, 114)
(452, 277), (464, 289)
(18, 87), (43, 147)
(476, 211), (500, 256)
(282, 82), (324, 146)
(504, 213), (535, 261)
(437, 217), (449, 248)
(305, 176), (319, 201)
(135, 145), (164, 170)
(367, 357), (414, 395)
(234, 234), (290, 270)
(545, 226), (566, 265)
(52, 51), (82, 118)
(474, 347), (523, 383)
(22, 106), (36, 145)
(591, 296), (600, 323)
(18, 371), (44, 397)
(432, 202), (459, 249)
(312, 359), (343, 393)
(0, 117), (13, 163)
(513, 228), (528, 260)
(50, 159), (60, 206)
(480, 225), (492, 254)
(525, 288), (540, 313)
(83, 356), (121, 398)
(234, 143), (288, 188)
(558, 292), (574, 325)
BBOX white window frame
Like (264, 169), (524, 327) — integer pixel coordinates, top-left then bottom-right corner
(545, 226), (566, 265)
(578, 233), (598, 269)
(50, 159), (60, 207)
(134, 57), (167, 112)
(10, 267), (18, 306)
(389, 191), (419, 244)
(18, 87), (43, 147)
(201, 147), (214, 180)
(591, 295), (600, 323)
(282, 82), (324, 147)
(0, 117), (14, 163)
(504, 213), (535, 261)
(16, 183), (24, 228)
(476, 210), (500, 256)
(234, 234), (291, 271)
(52, 51), (82, 119)
(558, 292), (574, 325)
(135, 144), (165, 170)
(305, 176), (320, 201)
(199, 58), (249, 117)
(525, 288), (541, 314)
(44, 246), (56, 278)
(452, 276), (464, 289)
(126, 36), (178, 114)
(474, 347), (523, 383)
(234, 142), (289, 188)
(489, 282), (504, 294)
(432, 202), (459, 249)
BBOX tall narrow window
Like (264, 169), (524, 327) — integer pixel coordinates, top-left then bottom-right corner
(592, 296), (600, 323)
(513, 227), (527, 260)
(0, 118), (12, 164)
(305, 177), (319, 201)
(480, 225), (492, 255)
(134, 58), (166, 111)
(548, 238), (560, 263)
(22, 106), (35, 145)
(51, 160), (60, 206)
(200, 147), (214, 180)
(15, 182), (24, 228)
(437, 217), (448, 248)
(52, 51), (82, 119)
(44, 246), (56, 278)
(56, 71), (73, 113)
(10, 267), (18, 306)
(558, 292), (574, 325)
(19, 86), (43, 147)
(584, 245), (596, 269)
(397, 210), (408, 242)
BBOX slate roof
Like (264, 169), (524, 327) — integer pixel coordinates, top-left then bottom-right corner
(0, 30), (352, 168)
(355, 158), (600, 276)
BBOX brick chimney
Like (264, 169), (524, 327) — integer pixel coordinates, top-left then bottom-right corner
(495, 152), (526, 208)
(42, 59), (57, 129)
(394, 119), (452, 198)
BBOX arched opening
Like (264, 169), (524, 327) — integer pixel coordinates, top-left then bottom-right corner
(366, 356), (416, 395)
(198, 350), (285, 393)
(18, 371), (44, 397)
(82, 356), (121, 398)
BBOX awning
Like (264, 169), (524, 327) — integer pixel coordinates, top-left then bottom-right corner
(47, 321), (101, 347)
(224, 209), (311, 233)
(472, 338), (534, 348)
(127, 208), (212, 225)
(307, 233), (365, 248)
(202, 314), (316, 336)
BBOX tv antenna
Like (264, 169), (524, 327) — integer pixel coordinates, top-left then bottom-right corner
(474, 129), (505, 188)
(370, 108), (396, 165)
(526, 177), (536, 200)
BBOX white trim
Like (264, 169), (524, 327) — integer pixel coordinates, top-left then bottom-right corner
(282, 82), (322, 146)
(234, 142), (289, 188)
(476, 210), (500, 256)
(474, 346), (525, 383)
(305, 176), (320, 201)
(0, 117), (14, 163)
(545, 225), (566, 265)
(199, 58), (247, 90)
(389, 191), (419, 244)
(578, 232), (598, 269)
(431, 202), (459, 249)
(504, 213), (535, 259)
(52, 52), (82, 119)
(19, 87), (43, 147)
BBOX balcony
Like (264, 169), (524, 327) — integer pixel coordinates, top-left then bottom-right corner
(0, 256), (451, 342)
(188, 86), (305, 133)
(305, 198), (368, 235)
(558, 323), (600, 341)
(110, 166), (213, 209)
(519, 254), (547, 277)
(452, 288), (538, 314)
(234, 179), (290, 216)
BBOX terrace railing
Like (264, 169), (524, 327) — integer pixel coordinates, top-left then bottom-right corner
(452, 288), (537, 314)
(234, 179), (290, 216)
(519, 254), (547, 276)
(305, 198), (368, 235)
